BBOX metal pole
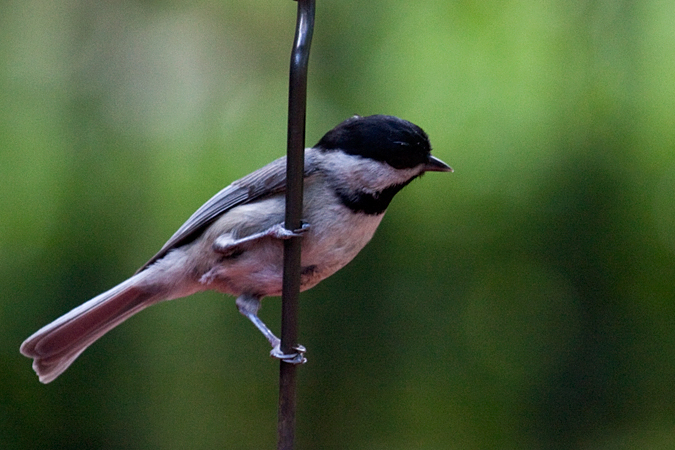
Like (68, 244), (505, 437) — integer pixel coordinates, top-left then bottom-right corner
(278, 1), (315, 449)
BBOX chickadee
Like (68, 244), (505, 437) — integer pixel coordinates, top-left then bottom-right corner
(20, 114), (452, 383)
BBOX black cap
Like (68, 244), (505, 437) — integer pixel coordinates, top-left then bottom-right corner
(315, 115), (434, 170)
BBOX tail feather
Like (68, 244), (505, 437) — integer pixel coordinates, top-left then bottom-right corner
(20, 272), (166, 383)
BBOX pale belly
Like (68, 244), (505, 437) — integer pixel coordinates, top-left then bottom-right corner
(182, 180), (386, 298)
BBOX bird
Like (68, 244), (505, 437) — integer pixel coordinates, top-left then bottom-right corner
(20, 114), (452, 383)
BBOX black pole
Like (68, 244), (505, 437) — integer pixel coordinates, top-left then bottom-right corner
(278, 1), (315, 449)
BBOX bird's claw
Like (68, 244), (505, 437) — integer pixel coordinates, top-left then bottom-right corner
(269, 222), (310, 239)
(293, 221), (311, 235)
(271, 343), (307, 365)
(280, 221), (311, 237)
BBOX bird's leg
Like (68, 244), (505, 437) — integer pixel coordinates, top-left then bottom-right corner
(213, 222), (310, 255)
(235, 295), (307, 364)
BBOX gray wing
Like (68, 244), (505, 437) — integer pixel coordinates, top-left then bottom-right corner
(137, 154), (302, 272)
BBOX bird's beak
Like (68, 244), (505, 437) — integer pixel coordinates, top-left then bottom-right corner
(424, 155), (453, 172)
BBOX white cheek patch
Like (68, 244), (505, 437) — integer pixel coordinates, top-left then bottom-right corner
(313, 149), (422, 193)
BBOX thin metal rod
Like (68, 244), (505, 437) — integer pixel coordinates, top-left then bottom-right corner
(278, 1), (315, 449)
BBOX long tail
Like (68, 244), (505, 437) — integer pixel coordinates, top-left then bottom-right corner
(20, 270), (169, 384)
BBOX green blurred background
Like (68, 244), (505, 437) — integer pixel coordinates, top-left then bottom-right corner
(2, 0), (675, 448)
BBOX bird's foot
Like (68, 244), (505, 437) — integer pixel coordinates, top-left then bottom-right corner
(271, 343), (307, 365)
(268, 221), (310, 239)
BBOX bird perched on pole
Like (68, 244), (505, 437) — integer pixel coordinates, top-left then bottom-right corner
(20, 114), (452, 383)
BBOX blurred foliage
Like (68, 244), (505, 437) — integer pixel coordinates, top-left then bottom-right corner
(2, 0), (675, 449)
